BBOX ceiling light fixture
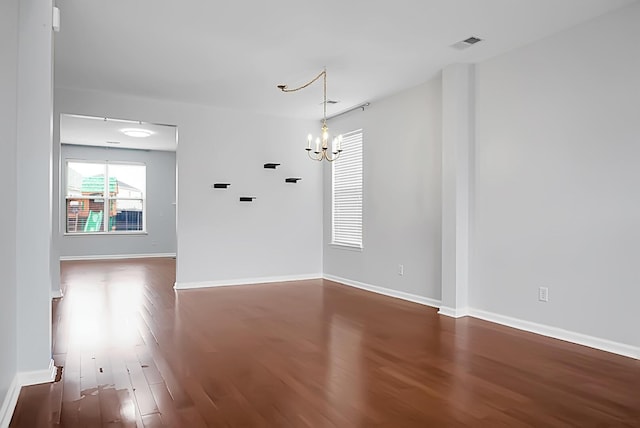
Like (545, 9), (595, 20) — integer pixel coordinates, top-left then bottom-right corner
(278, 68), (342, 162)
(121, 128), (153, 138)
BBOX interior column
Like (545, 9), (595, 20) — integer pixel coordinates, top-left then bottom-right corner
(439, 63), (474, 318)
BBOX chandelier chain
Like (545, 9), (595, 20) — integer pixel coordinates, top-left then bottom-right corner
(277, 69), (326, 93)
(278, 68), (341, 162)
(278, 69), (328, 122)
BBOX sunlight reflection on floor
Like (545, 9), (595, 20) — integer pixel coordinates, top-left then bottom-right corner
(66, 268), (145, 350)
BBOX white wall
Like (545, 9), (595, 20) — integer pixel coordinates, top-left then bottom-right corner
(49, 1), (639, 363)
(55, 88), (323, 285)
(472, 2), (640, 347)
(59, 145), (177, 258)
(0, 0), (19, 416)
(16, 0), (54, 375)
(323, 78), (442, 302)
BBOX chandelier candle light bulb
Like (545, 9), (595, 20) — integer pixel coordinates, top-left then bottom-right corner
(333, 135), (342, 153)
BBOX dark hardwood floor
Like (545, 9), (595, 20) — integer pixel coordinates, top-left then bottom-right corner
(10, 258), (640, 427)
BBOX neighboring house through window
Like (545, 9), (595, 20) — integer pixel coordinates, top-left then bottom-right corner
(65, 161), (146, 234)
(332, 129), (363, 248)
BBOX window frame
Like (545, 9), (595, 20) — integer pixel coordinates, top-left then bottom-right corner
(64, 159), (147, 236)
(331, 129), (363, 250)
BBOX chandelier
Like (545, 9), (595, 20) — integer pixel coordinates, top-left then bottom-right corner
(278, 69), (343, 162)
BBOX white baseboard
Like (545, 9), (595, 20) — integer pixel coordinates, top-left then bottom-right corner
(320, 275), (637, 360)
(174, 273), (322, 290)
(0, 359), (56, 428)
(60, 253), (176, 261)
(467, 308), (639, 360)
(17, 359), (56, 387)
(438, 306), (469, 318)
(51, 289), (63, 299)
(0, 375), (20, 428)
(323, 274), (441, 309)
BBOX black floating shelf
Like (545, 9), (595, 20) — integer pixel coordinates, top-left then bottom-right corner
(285, 178), (302, 183)
(239, 197), (256, 202)
(263, 163), (280, 169)
(212, 183), (231, 189)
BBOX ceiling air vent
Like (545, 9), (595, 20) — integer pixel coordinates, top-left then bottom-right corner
(451, 36), (483, 50)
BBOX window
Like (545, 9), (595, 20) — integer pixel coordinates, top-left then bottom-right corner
(65, 161), (146, 234)
(332, 129), (363, 248)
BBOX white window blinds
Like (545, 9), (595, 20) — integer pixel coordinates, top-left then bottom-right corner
(332, 129), (363, 248)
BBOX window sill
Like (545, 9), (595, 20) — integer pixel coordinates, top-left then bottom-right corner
(64, 231), (148, 237)
(329, 243), (363, 252)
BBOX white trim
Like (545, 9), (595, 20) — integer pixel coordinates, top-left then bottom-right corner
(328, 243), (363, 252)
(60, 253), (176, 261)
(0, 375), (20, 428)
(323, 274), (441, 309)
(17, 359), (56, 387)
(51, 289), (63, 299)
(467, 308), (639, 360)
(174, 274), (322, 290)
(0, 360), (56, 428)
(438, 306), (469, 318)
(319, 276), (638, 360)
(63, 231), (148, 237)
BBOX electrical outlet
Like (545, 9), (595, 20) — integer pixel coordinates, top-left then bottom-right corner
(538, 287), (549, 302)
(398, 264), (404, 276)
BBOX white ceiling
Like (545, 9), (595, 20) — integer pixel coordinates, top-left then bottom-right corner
(60, 114), (178, 151)
(54, 0), (635, 121)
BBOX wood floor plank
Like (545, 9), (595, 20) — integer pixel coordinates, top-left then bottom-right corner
(9, 383), (56, 428)
(124, 351), (159, 417)
(148, 383), (183, 428)
(11, 258), (640, 427)
(77, 350), (102, 427)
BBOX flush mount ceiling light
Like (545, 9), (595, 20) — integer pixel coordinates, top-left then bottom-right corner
(278, 68), (343, 162)
(121, 128), (153, 138)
